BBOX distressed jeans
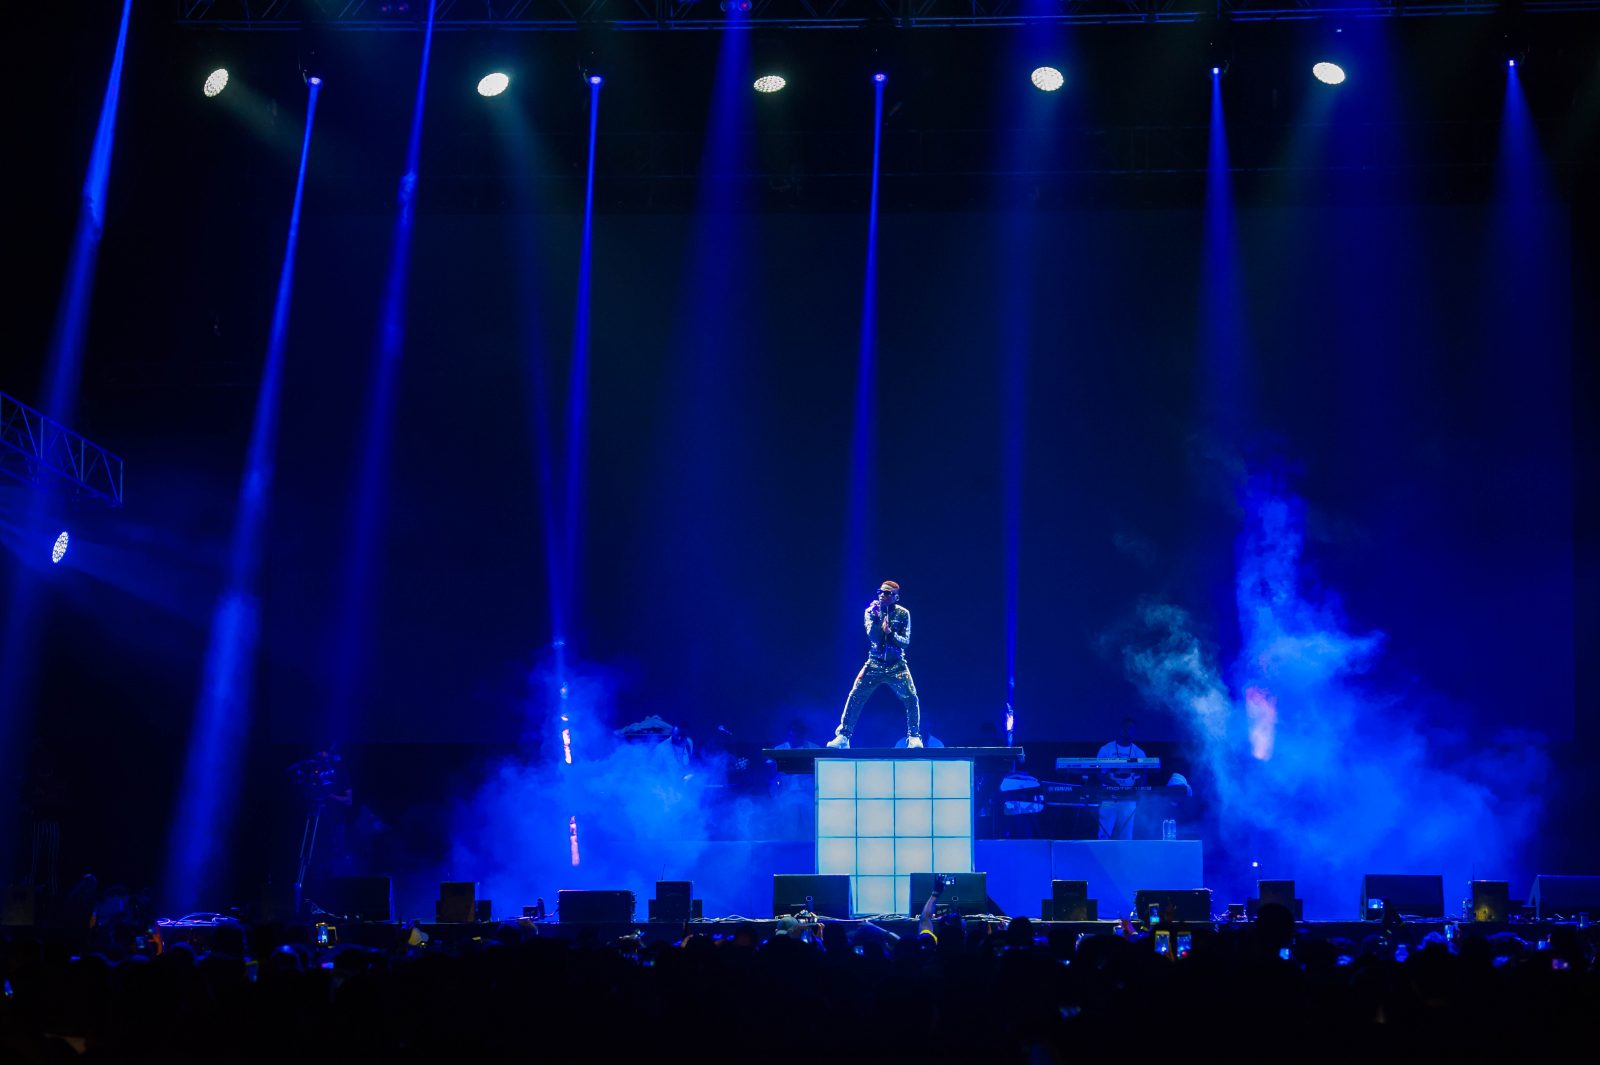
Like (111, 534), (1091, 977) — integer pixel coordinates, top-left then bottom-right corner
(835, 659), (921, 739)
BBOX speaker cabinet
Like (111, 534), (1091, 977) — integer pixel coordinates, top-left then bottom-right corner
(1470, 880), (1510, 922)
(436, 881), (477, 924)
(908, 873), (990, 917)
(557, 889), (635, 924)
(1361, 874), (1444, 919)
(1528, 875), (1600, 920)
(1134, 888), (1212, 923)
(1049, 880), (1095, 921)
(772, 874), (852, 918)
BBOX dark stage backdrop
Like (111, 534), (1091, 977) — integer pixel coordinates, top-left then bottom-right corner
(226, 202), (1573, 749)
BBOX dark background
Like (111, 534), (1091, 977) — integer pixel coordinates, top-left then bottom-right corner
(2, 8), (1596, 901)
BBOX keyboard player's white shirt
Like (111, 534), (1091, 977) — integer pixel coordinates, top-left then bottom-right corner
(1097, 741), (1147, 789)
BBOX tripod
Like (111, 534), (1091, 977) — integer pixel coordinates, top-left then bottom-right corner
(293, 801), (324, 915)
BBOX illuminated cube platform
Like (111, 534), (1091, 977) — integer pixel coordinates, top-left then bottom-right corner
(767, 748), (1022, 917)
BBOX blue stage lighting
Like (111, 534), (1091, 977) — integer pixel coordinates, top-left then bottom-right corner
(1212, 66), (1220, 76)
(203, 68), (229, 98)
(1508, 58), (1516, 69)
(1312, 62), (1346, 86)
(50, 531), (68, 565)
(588, 74), (603, 86)
(1030, 66), (1064, 93)
(753, 74), (786, 93)
(873, 73), (887, 83)
(478, 72), (509, 97)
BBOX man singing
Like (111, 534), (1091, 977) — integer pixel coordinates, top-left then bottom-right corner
(827, 581), (923, 750)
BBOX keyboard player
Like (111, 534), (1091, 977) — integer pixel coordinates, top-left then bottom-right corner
(1097, 717), (1148, 840)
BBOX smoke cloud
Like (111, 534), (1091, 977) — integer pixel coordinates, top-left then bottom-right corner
(417, 654), (811, 921)
(1122, 471), (1547, 917)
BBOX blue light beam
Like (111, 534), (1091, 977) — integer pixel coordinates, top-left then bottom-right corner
(1200, 61), (1249, 425)
(843, 73), (887, 633)
(165, 80), (322, 912)
(40, 0), (132, 429)
(325, 1), (437, 742)
(557, 72), (604, 690)
(0, 0), (133, 885)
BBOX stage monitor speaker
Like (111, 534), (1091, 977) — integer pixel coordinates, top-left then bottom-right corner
(772, 874), (852, 919)
(1528, 875), (1600, 920)
(1248, 880), (1303, 920)
(436, 882), (478, 924)
(325, 876), (394, 922)
(648, 898), (703, 921)
(1134, 889), (1213, 923)
(1246, 897), (1304, 921)
(1470, 880), (1510, 922)
(1050, 880), (1094, 922)
(1361, 874), (1444, 919)
(1259, 880), (1295, 909)
(1042, 897), (1098, 921)
(651, 881), (694, 923)
(558, 890), (635, 924)
(909, 873), (990, 917)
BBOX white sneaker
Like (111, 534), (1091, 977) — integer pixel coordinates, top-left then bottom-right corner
(906, 736), (924, 749)
(825, 734), (851, 750)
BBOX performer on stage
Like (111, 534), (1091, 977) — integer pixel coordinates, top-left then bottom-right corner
(827, 581), (923, 749)
(1097, 717), (1146, 840)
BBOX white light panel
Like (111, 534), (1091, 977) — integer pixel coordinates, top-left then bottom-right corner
(815, 758), (974, 915)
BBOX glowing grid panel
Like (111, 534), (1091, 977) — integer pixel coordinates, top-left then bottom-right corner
(934, 836), (973, 873)
(856, 837), (894, 875)
(818, 837), (855, 876)
(856, 876), (895, 916)
(818, 799), (856, 837)
(857, 761), (895, 798)
(894, 759), (932, 797)
(932, 760), (971, 799)
(933, 798), (972, 837)
(894, 836), (933, 875)
(816, 760), (857, 799)
(894, 798), (933, 836)
(857, 799), (894, 836)
(816, 758), (975, 916)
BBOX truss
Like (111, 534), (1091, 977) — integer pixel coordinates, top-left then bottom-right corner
(175, 0), (1600, 31)
(0, 391), (125, 508)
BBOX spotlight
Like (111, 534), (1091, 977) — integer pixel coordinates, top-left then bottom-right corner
(307, 75), (323, 87)
(753, 74), (787, 94)
(1311, 62), (1346, 86)
(1508, 58), (1517, 69)
(50, 531), (69, 565)
(873, 72), (887, 84)
(588, 74), (603, 87)
(1030, 66), (1064, 93)
(720, 0), (752, 10)
(477, 72), (510, 97)
(1211, 66), (1220, 76)
(203, 68), (229, 98)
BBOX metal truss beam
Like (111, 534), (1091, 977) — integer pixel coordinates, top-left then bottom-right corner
(0, 391), (125, 508)
(175, 0), (1600, 31)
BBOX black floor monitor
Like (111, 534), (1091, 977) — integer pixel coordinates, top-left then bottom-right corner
(909, 873), (990, 917)
(772, 874), (852, 919)
(1360, 874), (1444, 919)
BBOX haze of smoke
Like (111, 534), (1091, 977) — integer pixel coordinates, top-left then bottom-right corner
(1124, 472), (1547, 916)
(431, 655), (809, 919)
